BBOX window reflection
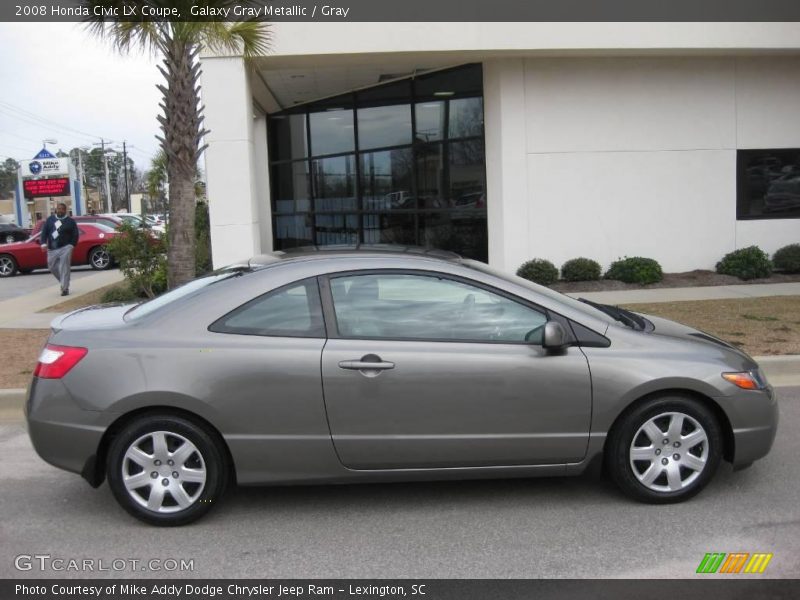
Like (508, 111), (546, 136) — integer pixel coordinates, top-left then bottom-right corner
(272, 162), (311, 213)
(414, 101), (445, 142)
(360, 149), (414, 210)
(330, 273), (546, 342)
(738, 149), (800, 219)
(309, 109), (354, 156)
(357, 104), (412, 150)
(313, 155), (357, 211)
(449, 97), (484, 139)
(314, 213), (359, 245)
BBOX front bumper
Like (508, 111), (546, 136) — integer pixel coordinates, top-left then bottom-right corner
(715, 385), (779, 467)
(26, 377), (114, 478)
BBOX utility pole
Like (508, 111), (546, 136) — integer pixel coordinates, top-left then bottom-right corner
(93, 138), (113, 213)
(122, 141), (131, 212)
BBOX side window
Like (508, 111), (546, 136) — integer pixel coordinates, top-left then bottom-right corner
(330, 273), (547, 343)
(210, 278), (325, 338)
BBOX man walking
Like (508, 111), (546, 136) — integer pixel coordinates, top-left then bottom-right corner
(40, 203), (79, 296)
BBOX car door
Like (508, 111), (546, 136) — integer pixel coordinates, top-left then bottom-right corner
(320, 270), (592, 470)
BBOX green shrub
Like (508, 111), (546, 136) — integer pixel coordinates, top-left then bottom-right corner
(195, 201), (212, 276)
(773, 243), (800, 273)
(605, 256), (663, 285)
(100, 284), (140, 304)
(106, 223), (168, 298)
(561, 257), (602, 282)
(715, 246), (772, 280)
(517, 259), (559, 286)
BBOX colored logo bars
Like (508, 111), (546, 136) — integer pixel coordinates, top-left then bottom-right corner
(696, 552), (773, 574)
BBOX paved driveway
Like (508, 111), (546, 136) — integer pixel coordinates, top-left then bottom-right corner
(0, 267), (97, 302)
(1, 388), (797, 579)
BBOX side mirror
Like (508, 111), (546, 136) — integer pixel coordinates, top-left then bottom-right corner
(543, 321), (569, 351)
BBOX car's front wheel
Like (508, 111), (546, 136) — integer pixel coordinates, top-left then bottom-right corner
(106, 415), (228, 526)
(0, 254), (18, 277)
(607, 395), (722, 503)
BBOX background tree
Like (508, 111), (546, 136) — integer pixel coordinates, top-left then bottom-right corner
(0, 159), (20, 196)
(83, 2), (270, 287)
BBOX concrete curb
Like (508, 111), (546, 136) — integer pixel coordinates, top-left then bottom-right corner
(0, 388), (26, 410)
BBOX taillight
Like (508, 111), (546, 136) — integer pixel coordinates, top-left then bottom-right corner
(33, 344), (88, 379)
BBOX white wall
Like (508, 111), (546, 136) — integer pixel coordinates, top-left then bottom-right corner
(486, 56), (800, 273)
(201, 56), (264, 268)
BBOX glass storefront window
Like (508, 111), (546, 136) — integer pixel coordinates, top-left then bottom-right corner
(309, 108), (354, 156)
(449, 97), (484, 139)
(363, 213), (417, 245)
(449, 139), (486, 209)
(738, 149), (800, 220)
(360, 149), (414, 210)
(268, 64), (487, 260)
(357, 104), (412, 150)
(269, 113), (308, 160)
(274, 214), (313, 248)
(314, 213), (359, 245)
(312, 155), (357, 211)
(416, 143), (446, 209)
(414, 101), (445, 142)
(271, 162), (311, 213)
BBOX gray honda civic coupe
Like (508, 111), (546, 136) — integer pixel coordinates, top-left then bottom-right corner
(26, 247), (778, 526)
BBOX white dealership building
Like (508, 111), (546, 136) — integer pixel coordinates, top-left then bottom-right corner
(199, 23), (800, 272)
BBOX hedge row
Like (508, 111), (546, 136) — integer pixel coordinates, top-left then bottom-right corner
(515, 243), (800, 285)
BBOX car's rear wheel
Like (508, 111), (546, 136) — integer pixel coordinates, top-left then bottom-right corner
(106, 415), (228, 526)
(89, 246), (112, 270)
(3, 233), (15, 244)
(0, 254), (18, 277)
(607, 395), (722, 503)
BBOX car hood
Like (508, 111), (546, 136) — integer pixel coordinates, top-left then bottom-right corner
(638, 313), (757, 365)
(51, 304), (134, 332)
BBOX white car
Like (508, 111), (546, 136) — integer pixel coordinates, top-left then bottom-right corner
(104, 212), (166, 236)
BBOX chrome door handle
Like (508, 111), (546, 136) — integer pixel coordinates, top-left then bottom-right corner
(338, 360), (395, 371)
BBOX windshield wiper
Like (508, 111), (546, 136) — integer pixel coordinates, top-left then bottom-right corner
(578, 298), (645, 331)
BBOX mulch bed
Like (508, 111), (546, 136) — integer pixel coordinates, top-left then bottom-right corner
(551, 270), (800, 294)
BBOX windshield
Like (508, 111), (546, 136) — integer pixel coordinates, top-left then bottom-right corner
(125, 267), (252, 321)
(463, 259), (617, 325)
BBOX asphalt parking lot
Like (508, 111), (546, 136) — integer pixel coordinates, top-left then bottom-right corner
(1, 388), (797, 580)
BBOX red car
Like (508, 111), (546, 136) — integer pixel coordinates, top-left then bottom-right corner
(0, 223), (117, 277)
(29, 215), (124, 237)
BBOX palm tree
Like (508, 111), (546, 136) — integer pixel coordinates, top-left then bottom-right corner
(83, 2), (270, 287)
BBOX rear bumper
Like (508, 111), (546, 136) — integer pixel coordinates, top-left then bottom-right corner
(25, 378), (113, 478)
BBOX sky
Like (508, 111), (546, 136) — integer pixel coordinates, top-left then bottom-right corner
(0, 22), (162, 171)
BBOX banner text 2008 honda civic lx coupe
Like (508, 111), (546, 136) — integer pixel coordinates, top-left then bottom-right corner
(25, 247), (778, 526)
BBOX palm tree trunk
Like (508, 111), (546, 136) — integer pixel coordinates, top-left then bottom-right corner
(159, 38), (201, 288)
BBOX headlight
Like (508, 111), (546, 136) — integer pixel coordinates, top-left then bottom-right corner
(722, 370), (769, 390)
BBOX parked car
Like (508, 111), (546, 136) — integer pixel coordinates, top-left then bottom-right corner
(0, 223), (117, 277)
(30, 215), (124, 238)
(105, 212), (165, 235)
(26, 246), (777, 525)
(0, 223), (31, 244)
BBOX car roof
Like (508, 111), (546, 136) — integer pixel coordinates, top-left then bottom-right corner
(246, 245), (463, 269)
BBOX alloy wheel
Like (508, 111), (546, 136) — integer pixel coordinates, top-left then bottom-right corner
(122, 431), (207, 513)
(0, 256), (15, 276)
(91, 247), (110, 269)
(629, 411), (709, 493)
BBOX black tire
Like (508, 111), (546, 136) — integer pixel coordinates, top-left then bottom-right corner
(3, 233), (14, 244)
(0, 254), (18, 277)
(106, 415), (228, 526)
(88, 246), (112, 270)
(606, 395), (722, 503)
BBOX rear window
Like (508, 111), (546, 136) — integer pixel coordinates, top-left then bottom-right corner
(124, 268), (251, 321)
